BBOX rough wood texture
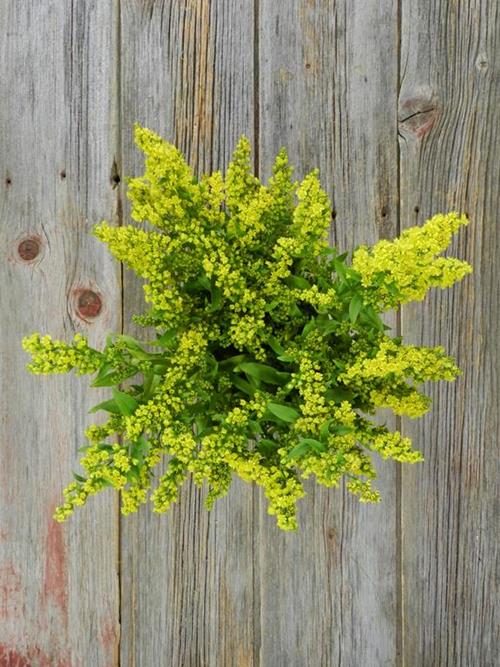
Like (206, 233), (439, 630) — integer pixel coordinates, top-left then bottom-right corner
(0, 1), (120, 665)
(118, 2), (257, 665)
(257, 1), (400, 665)
(399, 2), (500, 665)
(1, 0), (498, 665)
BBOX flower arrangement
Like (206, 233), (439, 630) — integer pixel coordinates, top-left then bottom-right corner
(22, 125), (472, 530)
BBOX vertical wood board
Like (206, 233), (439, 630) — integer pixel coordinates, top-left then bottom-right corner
(118, 2), (256, 665)
(399, 0), (500, 665)
(0, 1), (120, 665)
(257, 1), (400, 665)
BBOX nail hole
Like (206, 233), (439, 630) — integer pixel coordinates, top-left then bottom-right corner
(18, 237), (40, 261)
(76, 289), (102, 319)
(305, 63), (311, 70)
(381, 206), (388, 217)
(60, 170), (66, 180)
(5, 178), (12, 187)
(414, 206), (420, 213)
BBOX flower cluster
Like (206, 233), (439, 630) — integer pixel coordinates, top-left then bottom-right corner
(23, 125), (472, 530)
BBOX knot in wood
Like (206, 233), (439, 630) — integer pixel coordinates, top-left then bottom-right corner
(18, 236), (41, 261)
(76, 289), (102, 319)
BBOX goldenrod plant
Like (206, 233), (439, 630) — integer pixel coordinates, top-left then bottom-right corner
(23, 125), (472, 530)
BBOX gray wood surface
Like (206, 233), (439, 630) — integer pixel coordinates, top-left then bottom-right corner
(0, 0), (498, 665)
(258, 1), (400, 665)
(118, 2), (257, 665)
(399, 2), (500, 665)
(0, 1), (120, 665)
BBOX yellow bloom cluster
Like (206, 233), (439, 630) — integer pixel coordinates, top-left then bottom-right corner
(23, 125), (472, 531)
(352, 212), (472, 309)
(22, 333), (102, 375)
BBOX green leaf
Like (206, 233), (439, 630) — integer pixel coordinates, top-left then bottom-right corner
(300, 438), (326, 453)
(286, 275), (311, 290)
(333, 258), (347, 280)
(324, 386), (353, 403)
(112, 388), (139, 416)
(117, 334), (144, 350)
(219, 353), (251, 369)
(143, 373), (161, 400)
(238, 363), (290, 386)
(331, 424), (354, 435)
(209, 282), (223, 311)
(267, 336), (285, 356)
(318, 319), (339, 336)
(286, 442), (310, 460)
(287, 438), (326, 460)
(247, 420), (262, 436)
(266, 402), (300, 423)
(150, 329), (177, 348)
(91, 363), (118, 387)
(231, 375), (256, 395)
(349, 294), (363, 323)
(72, 472), (87, 483)
(320, 420), (332, 441)
(301, 318), (316, 336)
(131, 434), (150, 463)
(277, 352), (296, 363)
(256, 438), (280, 455)
(184, 275), (211, 293)
(361, 304), (384, 331)
(88, 399), (121, 415)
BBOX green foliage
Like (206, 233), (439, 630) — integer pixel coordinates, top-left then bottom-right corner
(22, 125), (472, 531)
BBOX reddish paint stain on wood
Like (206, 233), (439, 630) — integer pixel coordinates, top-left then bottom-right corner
(75, 289), (102, 319)
(0, 645), (30, 667)
(41, 514), (68, 626)
(0, 563), (23, 620)
(0, 645), (72, 667)
(100, 618), (119, 660)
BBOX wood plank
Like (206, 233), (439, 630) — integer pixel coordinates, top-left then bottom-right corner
(399, 1), (500, 665)
(118, 2), (257, 665)
(0, 1), (120, 665)
(258, 1), (400, 665)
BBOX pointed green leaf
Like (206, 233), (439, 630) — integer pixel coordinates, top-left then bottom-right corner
(286, 275), (311, 290)
(88, 399), (121, 415)
(349, 294), (363, 323)
(333, 258), (347, 280)
(231, 375), (256, 396)
(266, 402), (300, 423)
(238, 363), (290, 386)
(112, 388), (139, 416)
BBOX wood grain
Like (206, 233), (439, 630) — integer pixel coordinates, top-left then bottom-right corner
(1, 1), (497, 665)
(0, 1), (120, 665)
(118, 2), (257, 665)
(257, 1), (400, 665)
(399, 1), (500, 665)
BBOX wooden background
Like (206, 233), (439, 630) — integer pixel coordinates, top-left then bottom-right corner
(0, 1), (498, 665)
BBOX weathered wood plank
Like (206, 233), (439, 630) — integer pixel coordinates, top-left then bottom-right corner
(0, 1), (120, 665)
(257, 1), (400, 665)
(399, 1), (500, 665)
(118, 2), (256, 665)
